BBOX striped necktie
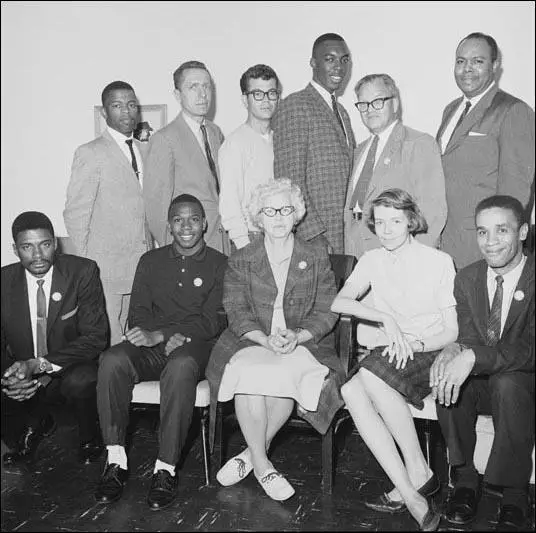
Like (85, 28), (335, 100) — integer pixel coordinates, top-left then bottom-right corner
(349, 135), (379, 210)
(486, 275), (504, 346)
(200, 124), (220, 194)
(36, 279), (48, 356)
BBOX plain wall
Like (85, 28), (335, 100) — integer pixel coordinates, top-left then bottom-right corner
(1, 1), (534, 266)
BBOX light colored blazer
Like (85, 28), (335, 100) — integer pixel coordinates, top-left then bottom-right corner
(143, 112), (227, 253)
(64, 130), (151, 294)
(437, 86), (535, 269)
(273, 83), (356, 254)
(344, 122), (447, 258)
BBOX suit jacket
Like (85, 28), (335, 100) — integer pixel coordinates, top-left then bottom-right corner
(206, 234), (345, 449)
(344, 122), (447, 258)
(143, 112), (227, 253)
(272, 83), (356, 253)
(1, 254), (109, 373)
(437, 86), (535, 269)
(64, 129), (151, 294)
(455, 255), (534, 375)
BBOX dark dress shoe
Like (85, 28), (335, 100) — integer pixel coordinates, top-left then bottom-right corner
(445, 486), (479, 525)
(78, 438), (104, 465)
(147, 470), (178, 510)
(419, 504), (441, 531)
(2, 415), (56, 466)
(365, 473), (441, 514)
(94, 463), (128, 504)
(497, 504), (527, 531)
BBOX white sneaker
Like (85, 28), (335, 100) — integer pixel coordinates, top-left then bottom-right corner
(256, 469), (295, 501)
(216, 450), (253, 486)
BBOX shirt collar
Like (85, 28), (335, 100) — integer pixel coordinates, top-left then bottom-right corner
(462, 81), (495, 107)
(374, 119), (398, 143)
(311, 79), (334, 107)
(25, 265), (54, 287)
(107, 125), (133, 146)
(182, 111), (205, 134)
(168, 242), (208, 262)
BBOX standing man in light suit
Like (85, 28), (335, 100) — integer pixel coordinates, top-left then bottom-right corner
(64, 81), (152, 347)
(344, 73), (446, 258)
(272, 33), (356, 254)
(437, 32), (535, 270)
(143, 60), (228, 254)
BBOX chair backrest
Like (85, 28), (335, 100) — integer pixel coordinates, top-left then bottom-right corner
(329, 254), (357, 290)
(56, 236), (77, 255)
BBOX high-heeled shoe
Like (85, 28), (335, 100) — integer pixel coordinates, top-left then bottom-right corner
(417, 502), (441, 532)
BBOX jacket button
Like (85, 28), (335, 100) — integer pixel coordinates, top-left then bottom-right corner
(289, 299), (294, 305)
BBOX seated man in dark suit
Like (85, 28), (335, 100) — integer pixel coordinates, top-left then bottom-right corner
(430, 195), (534, 531)
(95, 193), (227, 511)
(1, 211), (109, 467)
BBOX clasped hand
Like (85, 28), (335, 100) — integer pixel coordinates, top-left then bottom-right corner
(123, 327), (164, 348)
(380, 316), (414, 370)
(267, 327), (298, 355)
(1, 360), (40, 401)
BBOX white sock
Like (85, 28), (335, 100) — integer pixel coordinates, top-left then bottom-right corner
(154, 459), (176, 476)
(106, 445), (127, 470)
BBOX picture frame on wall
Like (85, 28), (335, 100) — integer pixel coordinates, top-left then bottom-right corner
(94, 104), (167, 142)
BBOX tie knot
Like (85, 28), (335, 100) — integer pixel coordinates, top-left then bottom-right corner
(495, 275), (504, 286)
(125, 139), (133, 147)
(37, 279), (45, 288)
(464, 101), (472, 111)
(331, 93), (337, 104)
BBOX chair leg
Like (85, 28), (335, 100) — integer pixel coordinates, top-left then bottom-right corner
(212, 403), (224, 478)
(199, 406), (210, 486)
(422, 419), (433, 468)
(321, 424), (334, 495)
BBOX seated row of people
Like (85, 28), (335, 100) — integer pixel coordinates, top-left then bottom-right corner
(2, 182), (534, 532)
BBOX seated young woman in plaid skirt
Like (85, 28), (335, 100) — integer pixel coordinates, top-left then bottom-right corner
(331, 188), (458, 532)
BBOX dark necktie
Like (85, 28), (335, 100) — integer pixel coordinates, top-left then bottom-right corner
(125, 139), (139, 179)
(451, 100), (472, 137)
(36, 279), (48, 356)
(349, 135), (379, 210)
(486, 274), (504, 346)
(200, 124), (220, 194)
(331, 93), (346, 139)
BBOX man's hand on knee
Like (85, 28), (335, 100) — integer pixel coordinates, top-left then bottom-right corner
(165, 333), (191, 356)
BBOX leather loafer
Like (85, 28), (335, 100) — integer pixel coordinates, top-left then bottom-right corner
(78, 438), (104, 465)
(94, 463), (129, 504)
(445, 486), (479, 525)
(497, 504), (527, 531)
(365, 473), (441, 514)
(147, 470), (178, 510)
(3, 414), (56, 466)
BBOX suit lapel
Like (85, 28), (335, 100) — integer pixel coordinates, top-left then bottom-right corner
(177, 113), (207, 163)
(249, 239), (276, 294)
(47, 260), (68, 335)
(284, 238), (311, 298)
(436, 98), (461, 145)
(474, 262), (490, 340)
(502, 256), (534, 337)
(101, 130), (135, 174)
(10, 266), (34, 355)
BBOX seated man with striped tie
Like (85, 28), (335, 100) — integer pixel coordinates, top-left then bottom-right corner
(1, 211), (109, 467)
(430, 195), (534, 531)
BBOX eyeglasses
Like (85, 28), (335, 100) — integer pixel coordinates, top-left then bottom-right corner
(355, 96), (394, 113)
(245, 89), (280, 101)
(259, 206), (295, 217)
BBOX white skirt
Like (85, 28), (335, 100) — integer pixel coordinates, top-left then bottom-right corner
(217, 345), (329, 412)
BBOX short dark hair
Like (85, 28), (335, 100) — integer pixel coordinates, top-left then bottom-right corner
(458, 32), (499, 63)
(173, 61), (210, 90)
(101, 81), (135, 106)
(12, 211), (55, 241)
(366, 188), (428, 236)
(475, 195), (526, 228)
(312, 33), (345, 56)
(167, 194), (206, 220)
(239, 64), (280, 94)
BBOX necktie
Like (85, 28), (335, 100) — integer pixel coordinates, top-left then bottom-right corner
(331, 93), (346, 139)
(200, 124), (220, 194)
(349, 135), (379, 210)
(36, 279), (48, 356)
(451, 101), (472, 136)
(486, 275), (504, 346)
(125, 139), (139, 179)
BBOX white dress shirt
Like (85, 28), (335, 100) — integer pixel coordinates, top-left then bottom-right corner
(439, 81), (496, 153)
(310, 80), (349, 142)
(25, 268), (61, 371)
(182, 112), (210, 160)
(350, 119), (398, 212)
(486, 254), (527, 335)
(107, 126), (144, 187)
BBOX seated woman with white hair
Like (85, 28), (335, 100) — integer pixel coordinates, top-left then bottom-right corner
(206, 178), (344, 501)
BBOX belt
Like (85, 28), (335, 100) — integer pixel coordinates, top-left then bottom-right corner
(350, 211), (363, 221)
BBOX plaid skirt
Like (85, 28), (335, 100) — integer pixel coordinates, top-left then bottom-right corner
(349, 346), (441, 410)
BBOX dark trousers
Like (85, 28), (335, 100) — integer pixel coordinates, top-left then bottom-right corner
(1, 360), (100, 445)
(97, 340), (212, 465)
(436, 372), (535, 490)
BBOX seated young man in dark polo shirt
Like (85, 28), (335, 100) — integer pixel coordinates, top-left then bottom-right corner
(94, 193), (227, 510)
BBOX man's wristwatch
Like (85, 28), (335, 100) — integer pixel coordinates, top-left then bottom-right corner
(37, 356), (52, 374)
